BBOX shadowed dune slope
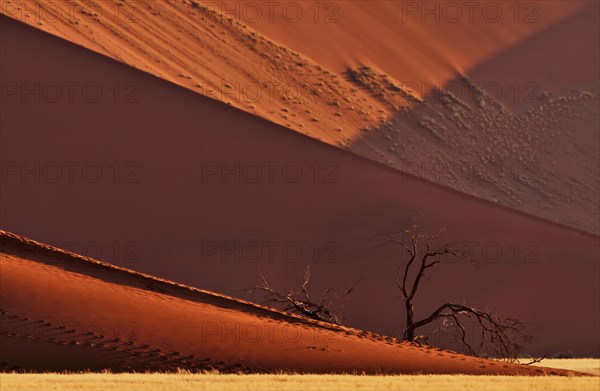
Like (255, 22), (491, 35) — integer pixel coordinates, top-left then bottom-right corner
(222, 0), (590, 98)
(468, 4), (600, 111)
(0, 231), (586, 375)
(0, 16), (598, 357)
(2, 0), (598, 234)
(3, 0), (586, 104)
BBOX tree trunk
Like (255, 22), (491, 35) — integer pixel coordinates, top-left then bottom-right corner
(404, 301), (415, 341)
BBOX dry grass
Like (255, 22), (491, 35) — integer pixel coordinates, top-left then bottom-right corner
(0, 373), (599, 391)
(530, 358), (600, 376)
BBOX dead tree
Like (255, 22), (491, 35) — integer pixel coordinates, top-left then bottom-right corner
(524, 355), (546, 365)
(383, 223), (532, 361)
(245, 266), (363, 325)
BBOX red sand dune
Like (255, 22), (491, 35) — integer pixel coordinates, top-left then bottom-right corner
(468, 4), (600, 111)
(0, 230), (586, 375)
(1, 0), (598, 233)
(221, 0), (589, 100)
(1, 15), (598, 360)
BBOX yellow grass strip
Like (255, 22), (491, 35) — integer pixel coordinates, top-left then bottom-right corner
(1, 374), (599, 391)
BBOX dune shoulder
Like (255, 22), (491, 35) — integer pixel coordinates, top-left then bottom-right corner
(0, 230), (590, 376)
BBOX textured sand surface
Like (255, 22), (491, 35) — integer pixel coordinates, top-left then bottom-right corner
(1, 15), (598, 359)
(0, 231), (587, 375)
(1, 0), (598, 233)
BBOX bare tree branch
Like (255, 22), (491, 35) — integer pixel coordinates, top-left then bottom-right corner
(244, 266), (364, 325)
(523, 355), (547, 365)
(385, 223), (532, 361)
